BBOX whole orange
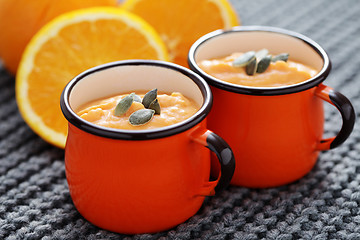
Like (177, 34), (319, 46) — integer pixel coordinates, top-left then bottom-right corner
(0, 0), (118, 75)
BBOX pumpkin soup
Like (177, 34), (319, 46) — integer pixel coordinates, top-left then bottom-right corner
(197, 51), (317, 87)
(76, 90), (199, 130)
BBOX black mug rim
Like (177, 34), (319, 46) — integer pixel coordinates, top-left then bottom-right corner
(188, 26), (332, 96)
(60, 60), (212, 140)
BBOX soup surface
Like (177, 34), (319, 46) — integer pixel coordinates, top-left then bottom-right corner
(197, 52), (317, 87)
(76, 92), (199, 130)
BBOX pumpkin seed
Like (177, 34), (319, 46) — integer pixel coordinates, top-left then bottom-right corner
(246, 58), (258, 76)
(149, 99), (161, 115)
(272, 53), (289, 62)
(129, 109), (155, 126)
(233, 51), (256, 67)
(114, 93), (134, 116)
(142, 88), (157, 108)
(133, 94), (142, 103)
(255, 48), (269, 60)
(256, 55), (272, 73)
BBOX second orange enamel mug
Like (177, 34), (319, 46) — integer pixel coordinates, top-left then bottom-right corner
(60, 60), (235, 234)
(188, 26), (355, 188)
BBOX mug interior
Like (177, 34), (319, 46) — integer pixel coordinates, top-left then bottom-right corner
(69, 64), (204, 111)
(61, 60), (211, 140)
(189, 26), (331, 95)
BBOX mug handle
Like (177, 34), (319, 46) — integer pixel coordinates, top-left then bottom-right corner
(315, 84), (355, 150)
(191, 128), (235, 196)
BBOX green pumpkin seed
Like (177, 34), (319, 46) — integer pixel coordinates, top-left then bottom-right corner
(149, 99), (161, 115)
(114, 93), (134, 116)
(129, 109), (155, 126)
(272, 53), (289, 62)
(233, 51), (256, 67)
(255, 48), (269, 60)
(256, 55), (272, 73)
(142, 88), (157, 108)
(246, 58), (258, 76)
(133, 94), (142, 103)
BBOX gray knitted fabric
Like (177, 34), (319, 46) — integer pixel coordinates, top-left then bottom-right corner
(1, 0), (360, 239)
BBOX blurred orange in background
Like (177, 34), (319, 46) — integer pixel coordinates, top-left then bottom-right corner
(123, 0), (240, 67)
(0, 0), (118, 74)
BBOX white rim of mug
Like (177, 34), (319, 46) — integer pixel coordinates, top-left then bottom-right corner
(60, 60), (213, 140)
(187, 25), (331, 96)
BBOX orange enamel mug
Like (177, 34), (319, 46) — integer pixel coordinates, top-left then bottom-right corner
(188, 26), (355, 188)
(60, 60), (235, 234)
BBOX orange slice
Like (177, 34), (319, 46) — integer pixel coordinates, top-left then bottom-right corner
(122, 0), (240, 67)
(16, 7), (169, 148)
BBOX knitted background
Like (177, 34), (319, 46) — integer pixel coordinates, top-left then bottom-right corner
(1, 0), (360, 239)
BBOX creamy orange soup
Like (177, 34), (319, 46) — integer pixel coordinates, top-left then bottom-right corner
(76, 92), (199, 130)
(198, 52), (318, 87)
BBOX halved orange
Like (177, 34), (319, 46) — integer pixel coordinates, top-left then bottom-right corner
(16, 7), (169, 148)
(122, 0), (240, 67)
